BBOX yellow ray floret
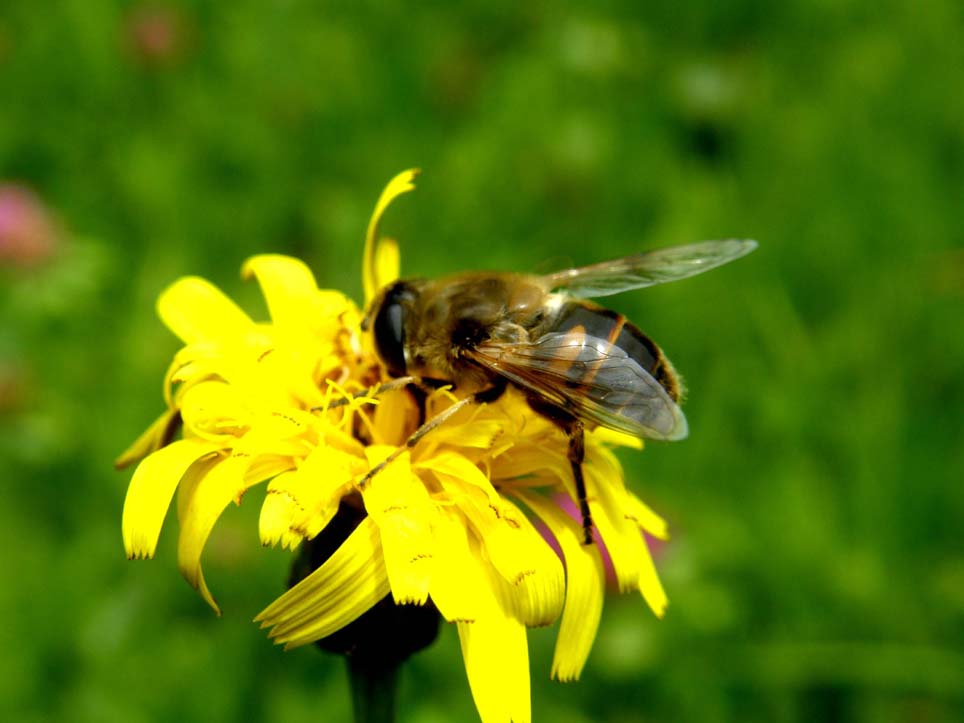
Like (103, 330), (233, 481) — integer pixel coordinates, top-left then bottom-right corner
(361, 446), (436, 606)
(158, 276), (254, 345)
(517, 490), (605, 681)
(362, 169), (418, 303)
(122, 439), (221, 559)
(256, 516), (392, 649)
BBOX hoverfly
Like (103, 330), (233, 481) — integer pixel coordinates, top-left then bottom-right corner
(357, 239), (757, 543)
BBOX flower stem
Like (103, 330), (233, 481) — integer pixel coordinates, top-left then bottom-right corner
(346, 654), (400, 723)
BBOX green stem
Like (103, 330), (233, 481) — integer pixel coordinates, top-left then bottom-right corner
(346, 654), (400, 723)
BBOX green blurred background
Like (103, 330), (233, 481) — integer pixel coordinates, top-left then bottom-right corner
(2, 1), (962, 721)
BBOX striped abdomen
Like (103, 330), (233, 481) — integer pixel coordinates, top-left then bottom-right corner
(546, 299), (681, 402)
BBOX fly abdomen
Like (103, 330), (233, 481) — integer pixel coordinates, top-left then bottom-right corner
(547, 300), (680, 402)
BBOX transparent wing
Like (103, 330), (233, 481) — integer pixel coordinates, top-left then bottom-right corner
(469, 333), (688, 441)
(543, 239), (757, 298)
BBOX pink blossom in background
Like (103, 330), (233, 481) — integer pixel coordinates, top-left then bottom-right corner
(124, 4), (189, 68)
(553, 494), (618, 586)
(0, 184), (59, 267)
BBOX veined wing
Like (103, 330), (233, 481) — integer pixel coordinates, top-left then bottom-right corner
(543, 239), (757, 298)
(468, 333), (688, 441)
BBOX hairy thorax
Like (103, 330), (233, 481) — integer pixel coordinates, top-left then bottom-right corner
(403, 272), (548, 392)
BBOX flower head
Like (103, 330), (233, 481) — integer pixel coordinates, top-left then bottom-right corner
(124, 3), (189, 68)
(119, 170), (669, 723)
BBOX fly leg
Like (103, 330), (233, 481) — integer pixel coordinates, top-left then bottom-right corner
(564, 418), (594, 545)
(357, 378), (507, 489)
(310, 376), (421, 412)
(525, 397), (595, 545)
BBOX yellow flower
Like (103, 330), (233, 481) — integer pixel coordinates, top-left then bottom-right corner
(119, 170), (670, 723)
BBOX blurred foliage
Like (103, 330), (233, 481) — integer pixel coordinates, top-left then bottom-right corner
(1, 1), (962, 722)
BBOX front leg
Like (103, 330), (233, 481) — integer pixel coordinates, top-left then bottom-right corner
(358, 378), (508, 489)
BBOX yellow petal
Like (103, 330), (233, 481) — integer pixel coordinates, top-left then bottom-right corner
(179, 380), (250, 441)
(489, 444), (569, 484)
(244, 454), (294, 490)
(588, 474), (669, 619)
(259, 444), (360, 548)
(258, 471), (305, 550)
(489, 498), (565, 628)
(114, 408), (181, 470)
(585, 480), (644, 594)
(255, 516), (391, 649)
(176, 418), (298, 613)
(637, 537), (669, 619)
(122, 439), (221, 559)
(517, 491), (605, 682)
(431, 463), (564, 627)
(584, 449), (645, 593)
(240, 255), (321, 330)
(371, 388), (419, 446)
(243, 408), (318, 453)
(363, 169), (419, 303)
(418, 450), (502, 509)
(374, 236), (400, 293)
(362, 446), (434, 606)
(177, 450), (258, 614)
(163, 345), (228, 408)
(428, 510), (500, 624)
(157, 276), (254, 345)
(589, 426), (644, 450)
(421, 418), (506, 454)
(624, 490), (670, 541)
(457, 613), (531, 723)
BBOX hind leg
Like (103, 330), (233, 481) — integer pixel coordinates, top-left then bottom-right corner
(525, 397), (595, 545)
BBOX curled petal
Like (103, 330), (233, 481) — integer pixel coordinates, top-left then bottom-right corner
(177, 420), (301, 612)
(241, 255), (320, 330)
(363, 169), (419, 303)
(179, 380), (251, 441)
(256, 516), (391, 649)
(177, 450), (258, 614)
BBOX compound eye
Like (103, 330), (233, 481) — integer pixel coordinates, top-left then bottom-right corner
(372, 282), (413, 377)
